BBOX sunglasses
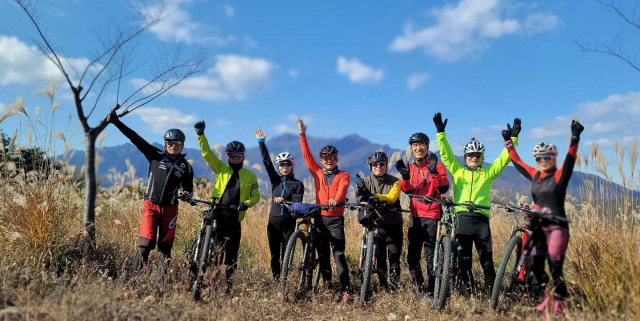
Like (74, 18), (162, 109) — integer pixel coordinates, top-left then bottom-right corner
(227, 152), (244, 159)
(166, 141), (183, 147)
(278, 162), (292, 167)
(371, 162), (387, 168)
(535, 155), (555, 163)
(466, 152), (482, 159)
(321, 155), (337, 161)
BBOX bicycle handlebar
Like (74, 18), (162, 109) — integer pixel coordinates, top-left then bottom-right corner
(345, 202), (410, 213)
(491, 200), (571, 224)
(408, 194), (491, 211)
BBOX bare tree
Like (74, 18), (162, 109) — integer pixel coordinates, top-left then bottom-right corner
(580, 0), (640, 72)
(12, 0), (203, 245)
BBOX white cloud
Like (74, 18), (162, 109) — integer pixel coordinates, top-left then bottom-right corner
(223, 4), (234, 17)
(406, 73), (430, 90)
(522, 13), (558, 35)
(336, 56), (384, 84)
(0, 102), (5, 111)
(527, 91), (640, 140)
(288, 69), (299, 77)
(389, 0), (557, 62)
(0, 35), (101, 86)
(139, 0), (235, 46)
(217, 119), (231, 126)
(274, 124), (299, 135)
(130, 54), (275, 101)
(132, 107), (197, 134)
(469, 124), (505, 143)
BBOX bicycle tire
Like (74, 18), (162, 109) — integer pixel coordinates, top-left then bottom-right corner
(191, 225), (213, 300)
(186, 238), (199, 287)
(434, 235), (452, 312)
(131, 248), (142, 278)
(490, 235), (523, 310)
(280, 229), (308, 300)
(432, 236), (445, 308)
(312, 261), (321, 292)
(359, 232), (375, 306)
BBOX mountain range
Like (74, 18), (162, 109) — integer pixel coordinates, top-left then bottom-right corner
(64, 133), (639, 201)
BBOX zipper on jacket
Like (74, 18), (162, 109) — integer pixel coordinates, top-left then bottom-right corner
(280, 176), (287, 216)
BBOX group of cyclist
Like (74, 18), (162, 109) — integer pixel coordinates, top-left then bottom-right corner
(107, 108), (583, 316)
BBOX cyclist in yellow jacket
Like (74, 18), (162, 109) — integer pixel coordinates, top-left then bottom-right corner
(194, 120), (260, 292)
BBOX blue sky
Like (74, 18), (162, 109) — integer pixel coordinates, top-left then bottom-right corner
(1, 0), (639, 179)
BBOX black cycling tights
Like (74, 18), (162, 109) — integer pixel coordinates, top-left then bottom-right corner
(456, 234), (495, 294)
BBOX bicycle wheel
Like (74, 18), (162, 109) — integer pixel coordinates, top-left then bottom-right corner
(186, 235), (201, 288)
(312, 262), (321, 292)
(359, 232), (375, 306)
(131, 248), (143, 278)
(191, 225), (213, 300)
(280, 229), (309, 301)
(432, 236), (445, 306)
(490, 235), (523, 310)
(434, 235), (452, 312)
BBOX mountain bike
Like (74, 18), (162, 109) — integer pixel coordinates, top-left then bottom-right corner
(490, 201), (570, 311)
(181, 196), (237, 300)
(347, 197), (410, 306)
(409, 194), (490, 311)
(277, 201), (342, 301)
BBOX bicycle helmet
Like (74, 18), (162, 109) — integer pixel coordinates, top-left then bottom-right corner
(319, 145), (338, 158)
(367, 151), (388, 167)
(164, 129), (186, 142)
(532, 142), (557, 157)
(409, 132), (430, 145)
(464, 138), (485, 155)
(275, 152), (294, 165)
(225, 141), (245, 154)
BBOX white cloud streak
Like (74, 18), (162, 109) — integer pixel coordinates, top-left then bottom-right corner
(223, 4), (234, 17)
(132, 107), (197, 134)
(139, 0), (235, 46)
(0, 35), (101, 86)
(130, 54), (275, 101)
(406, 73), (430, 90)
(389, 0), (558, 62)
(336, 56), (384, 84)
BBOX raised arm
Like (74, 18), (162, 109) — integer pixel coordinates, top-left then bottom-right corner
(556, 120), (584, 187)
(506, 140), (537, 182)
(488, 136), (518, 179)
(297, 119), (322, 173)
(256, 129), (280, 183)
(195, 121), (226, 174)
(436, 132), (463, 175)
(108, 111), (159, 160)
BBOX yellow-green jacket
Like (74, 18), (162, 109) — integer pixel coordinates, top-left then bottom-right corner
(197, 134), (260, 222)
(437, 132), (518, 218)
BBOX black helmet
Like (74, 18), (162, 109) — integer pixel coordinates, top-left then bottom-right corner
(367, 151), (388, 166)
(319, 145), (338, 158)
(164, 129), (186, 142)
(225, 141), (245, 154)
(409, 132), (429, 145)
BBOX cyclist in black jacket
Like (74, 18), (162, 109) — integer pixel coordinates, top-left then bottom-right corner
(255, 129), (305, 283)
(107, 110), (194, 269)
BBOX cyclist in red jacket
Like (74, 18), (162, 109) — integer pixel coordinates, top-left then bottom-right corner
(395, 132), (450, 298)
(296, 118), (352, 302)
(503, 120), (584, 316)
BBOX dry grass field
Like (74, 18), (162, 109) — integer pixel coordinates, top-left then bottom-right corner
(0, 107), (638, 320)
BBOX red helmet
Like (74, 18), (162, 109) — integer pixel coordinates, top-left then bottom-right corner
(319, 145), (338, 158)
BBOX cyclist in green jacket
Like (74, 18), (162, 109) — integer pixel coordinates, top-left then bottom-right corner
(194, 120), (260, 292)
(433, 112), (520, 296)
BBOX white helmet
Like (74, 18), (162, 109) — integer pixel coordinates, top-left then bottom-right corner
(532, 142), (557, 157)
(464, 138), (485, 155)
(275, 152), (294, 165)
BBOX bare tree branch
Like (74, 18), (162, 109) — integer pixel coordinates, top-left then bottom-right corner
(12, 0), (74, 90)
(597, 0), (640, 30)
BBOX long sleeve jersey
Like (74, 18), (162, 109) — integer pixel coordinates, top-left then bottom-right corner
(507, 138), (579, 227)
(400, 158), (450, 219)
(113, 120), (193, 205)
(258, 139), (305, 218)
(299, 133), (350, 217)
(197, 134), (260, 222)
(437, 132), (518, 218)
